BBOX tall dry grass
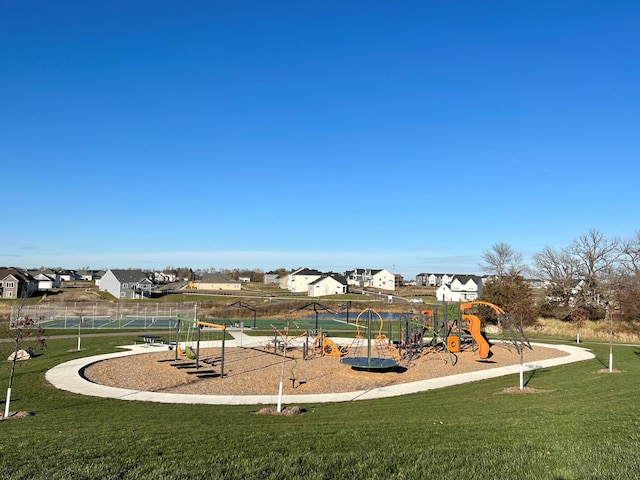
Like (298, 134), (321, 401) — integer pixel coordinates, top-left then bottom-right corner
(524, 317), (640, 343)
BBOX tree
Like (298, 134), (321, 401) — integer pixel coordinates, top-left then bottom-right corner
(274, 268), (289, 278)
(532, 246), (579, 319)
(569, 306), (588, 343)
(615, 231), (640, 322)
(479, 242), (524, 279)
(532, 230), (622, 321)
(619, 231), (640, 275)
(569, 229), (620, 310)
(479, 272), (538, 326)
(2, 308), (46, 418)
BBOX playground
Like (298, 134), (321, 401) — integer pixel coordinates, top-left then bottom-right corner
(45, 302), (596, 404)
(80, 333), (570, 397)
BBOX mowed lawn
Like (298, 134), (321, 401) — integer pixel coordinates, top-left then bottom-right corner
(1, 334), (640, 479)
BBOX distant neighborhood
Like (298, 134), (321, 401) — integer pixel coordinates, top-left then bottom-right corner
(0, 266), (495, 302)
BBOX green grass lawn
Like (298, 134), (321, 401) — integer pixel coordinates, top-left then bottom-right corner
(1, 334), (639, 479)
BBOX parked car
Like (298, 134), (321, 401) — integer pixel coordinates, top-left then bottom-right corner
(410, 298), (424, 303)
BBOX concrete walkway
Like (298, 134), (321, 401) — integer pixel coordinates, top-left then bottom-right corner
(45, 332), (595, 405)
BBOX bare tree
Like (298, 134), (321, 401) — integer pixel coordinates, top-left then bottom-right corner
(615, 231), (640, 321)
(479, 242), (524, 279)
(533, 230), (622, 320)
(569, 306), (588, 343)
(569, 229), (620, 309)
(532, 246), (579, 318)
(619, 230), (640, 275)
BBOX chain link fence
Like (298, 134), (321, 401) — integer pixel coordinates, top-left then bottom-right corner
(10, 302), (198, 329)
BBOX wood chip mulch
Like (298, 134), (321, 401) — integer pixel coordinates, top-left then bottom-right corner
(82, 342), (568, 397)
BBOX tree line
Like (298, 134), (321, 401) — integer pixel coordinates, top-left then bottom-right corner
(478, 229), (640, 324)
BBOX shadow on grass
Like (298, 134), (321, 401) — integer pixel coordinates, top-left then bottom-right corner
(524, 368), (537, 387)
(593, 353), (609, 369)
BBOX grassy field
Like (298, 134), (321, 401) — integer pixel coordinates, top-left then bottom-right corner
(1, 332), (639, 479)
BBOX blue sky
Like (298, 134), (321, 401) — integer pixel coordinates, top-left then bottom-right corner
(1, 1), (638, 278)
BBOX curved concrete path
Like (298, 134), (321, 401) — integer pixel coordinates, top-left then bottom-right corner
(46, 333), (595, 405)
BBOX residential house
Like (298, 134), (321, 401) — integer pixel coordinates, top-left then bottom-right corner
(99, 269), (153, 299)
(58, 270), (82, 282)
(308, 273), (348, 297)
(153, 271), (177, 283)
(28, 270), (61, 290)
(263, 271), (280, 284)
(543, 278), (587, 307)
(77, 270), (101, 281)
(416, 273), (455, 287)
(0, 268), (38, 299)
(346, 268), (396, 291)
(370, 269), (395, 291)
(286, 268), (323, 293)
(436, 275), (483, 302)
(94, 270), (105, 287)
(191, 273), (241, 291)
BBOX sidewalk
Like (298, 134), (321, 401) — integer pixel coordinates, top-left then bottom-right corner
(45, 333), (595, 405)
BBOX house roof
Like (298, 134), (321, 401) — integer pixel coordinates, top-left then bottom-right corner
(108, 269), (150, 284)
(346, 268), (387, 275)
(32, 272), (56, 281)
(309, 273), (347, 286)
(0, 267), (35, 282)
(199, 273), (239, 283)
(292, 268), (322, 276)
(453, 275), (482, 284)
(417, 272), (454, 276)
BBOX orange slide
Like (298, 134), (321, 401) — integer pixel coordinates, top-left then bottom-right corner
(462, 313), (490, 359)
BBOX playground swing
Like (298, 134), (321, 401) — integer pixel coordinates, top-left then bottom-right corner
(185, 322), (212, 361)
(185, 345), (197, 360)
(177, 321), (197, 359)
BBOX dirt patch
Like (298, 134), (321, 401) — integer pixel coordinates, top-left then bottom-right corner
(82, 342), (568, 396)
(498, 386), (552, 394)
(1, 411), (33, 421)
(255, 406), (305, 416)
(595, 368), (624, 374)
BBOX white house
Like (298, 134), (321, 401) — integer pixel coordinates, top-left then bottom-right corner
(286, 268), (323, 293)
(99, 269), (153, 299)
(436, 275), (483, 302)
(346, 268), (396, 291)
(77, 270), (100, 281)
(416, 273), (455, 286)
(153, 271), (177, 283)
(31, 271), (60, 290)
(308, 274), (348, 297)
(370, 269), (395, 291)
(58, 270), (81, 282)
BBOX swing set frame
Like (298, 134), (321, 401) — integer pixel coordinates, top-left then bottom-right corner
(175, 316), (227, 375)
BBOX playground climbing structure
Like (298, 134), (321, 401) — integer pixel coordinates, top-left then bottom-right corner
(340, 308), (400, 370)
